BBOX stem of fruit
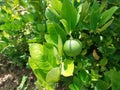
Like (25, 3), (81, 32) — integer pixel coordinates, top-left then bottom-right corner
(69, 31), (73, 40)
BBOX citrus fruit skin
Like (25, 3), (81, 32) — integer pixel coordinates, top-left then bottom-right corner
(63, 39), (82, 57)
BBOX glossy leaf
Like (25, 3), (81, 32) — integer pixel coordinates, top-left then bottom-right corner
(90, 0), (100, 30)
(99, 6), (118, 26)
(29, 43), (58, 71)
(34, 69), (54, 90)
(61, 0), (78, 31)
(54, 22), (66, 43)
(61, 59), (74, 77)
(45, 22), (58, 45)
(45, 0), (62, 23)
(45, 7), (60, 23)
(79, 1), (90, 21)
(60, 19), (70, 34)
(69, 83), (79, 90)
(58, 35), (63, 57)
(29, 58), (46, 86)
(78, 69), (90, 83)
(98, 18), (114, 32)
(29, 43), (43, 60)
(50, 0), (62, 13)
(46, 67), (61, 83)
(45, 21), (66, 46)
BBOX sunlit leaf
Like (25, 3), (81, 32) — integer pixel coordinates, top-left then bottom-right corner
(60, 19), (70, 34)
(61, 0), (78, 31)
(58, 35), (63, 57)
(29, 43), (58, 71)
(46, 67), (60, 83)
(61, 59), (74, 77)
(29, 43), (43, 60)
(50, 0), (62, 13)
(79, 1), (90, 21)
(14, 0), (19, 7)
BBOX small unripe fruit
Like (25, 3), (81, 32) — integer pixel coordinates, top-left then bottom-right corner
(63, 39), (82, 57)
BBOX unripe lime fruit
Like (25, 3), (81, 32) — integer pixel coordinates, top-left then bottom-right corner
(63, 39), (82, 57)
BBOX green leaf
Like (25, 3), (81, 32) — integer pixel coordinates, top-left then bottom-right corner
(91, 69), (101, 81)
(77, 0), (81, 3)
(90, 0), (100, 31)
(78, 69), (90, 83)
(98, 18), (114, 32)
(58, 35), (63, 57)
(46, 67), (61, 83)
(100, 58), (108, 67)
(54, 22), (66, 43)
(61, 0), (78, 31)
(29, 57), (52, 89)
(60, 19), (70, 34)
(29, 57), (39, 70)
(29, 43), (58, 71)
(43, 43), (59, 68)
(29, 58), (46, 83)
(29, 43), (59, 90)
(45, 7), (60, 23)
(78, 1), (90, 30)
(45, 21), (66, 46)
(99, 0), (107, 13)
(77, 3), (82, 23)
(45, 22), (58, 45)
(99, 6), (118, 26)
(29, 0), (42, 12)
(34, 69), (51, 89)
(95, 80), (109, 90)
(29, 43), (43, 60)
(79, 1), (90, 21)
(14, 0), (19, 6)
(50, 0), (62, 13)
(105, 69), (120, 90)
(0, 20), (24, 31)
(0, 41), (7, 52)
(36, 80), (45, 90)
(69, 83), (79, 90)
(45, 34), (55, 45)
(61, 59), (74, 77)
(45, 0), (62, 23)
(17, 75), (28, 90)
(69, 76), (83, 90)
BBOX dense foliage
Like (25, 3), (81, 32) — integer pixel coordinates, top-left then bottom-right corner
(0, 0), (120, 90)
(0, 0), (45, 66)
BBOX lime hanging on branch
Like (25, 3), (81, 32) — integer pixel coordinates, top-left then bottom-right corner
(63, 39), (82, 57)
